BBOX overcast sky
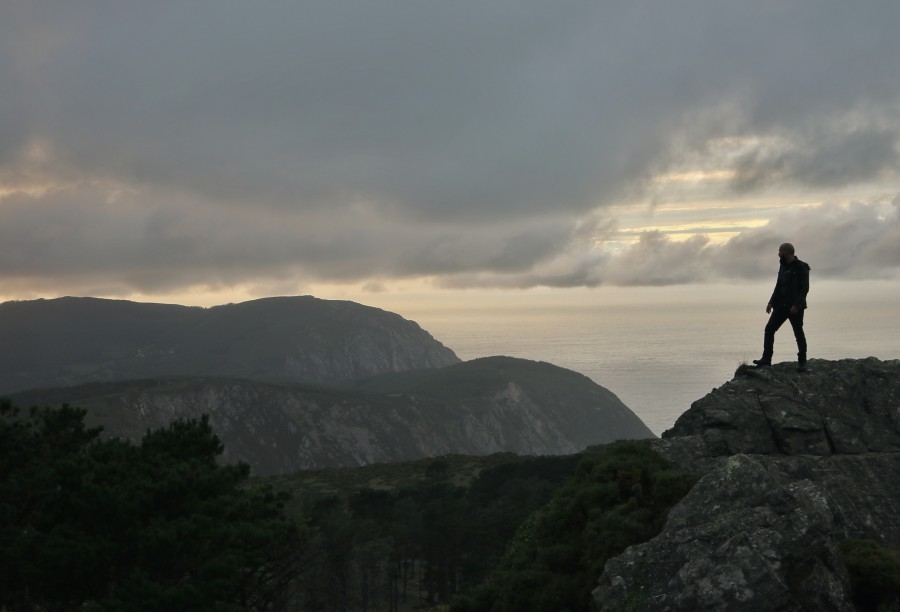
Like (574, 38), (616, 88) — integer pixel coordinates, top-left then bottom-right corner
(2, 1), (899, 305)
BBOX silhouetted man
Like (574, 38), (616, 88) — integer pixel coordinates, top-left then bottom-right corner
(753, 243), (810, 372)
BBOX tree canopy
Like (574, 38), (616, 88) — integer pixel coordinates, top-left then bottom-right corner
(0, 398), (301, 611)
(452, 441), (698, 612)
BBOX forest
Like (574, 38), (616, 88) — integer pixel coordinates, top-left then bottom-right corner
(6, 400), (894, 611)
(282, 442), (697, 611)
(0, 398), (299, 611)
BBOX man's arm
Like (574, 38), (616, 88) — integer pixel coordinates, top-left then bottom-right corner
(793, 265), (809, 311)
(768, 277), (779, 313)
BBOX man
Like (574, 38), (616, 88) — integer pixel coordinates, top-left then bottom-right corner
(753, 243), (810, 372)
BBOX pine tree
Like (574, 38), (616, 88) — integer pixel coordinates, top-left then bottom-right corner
(0, 398), (303, 611)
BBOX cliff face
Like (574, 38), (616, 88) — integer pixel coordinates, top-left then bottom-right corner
(15, 357), (654, 476)
(594, 358), (900, 611)
(0, 296), (459, 393)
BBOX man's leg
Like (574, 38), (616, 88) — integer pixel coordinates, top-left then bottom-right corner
(788, 310), (807, 370)
(759, 308), (789, 364)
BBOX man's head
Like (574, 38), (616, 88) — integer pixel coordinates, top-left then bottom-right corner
(778, 243), (796, 265)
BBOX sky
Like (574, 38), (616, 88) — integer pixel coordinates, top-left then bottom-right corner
(2, 1), (900, 308)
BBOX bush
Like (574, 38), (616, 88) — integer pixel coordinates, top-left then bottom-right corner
(840, 539), (900, 612)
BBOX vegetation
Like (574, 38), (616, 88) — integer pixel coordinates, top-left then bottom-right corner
(840, 539), (900, 612)
(262, 452), (535, 506)
(10, 356), (653, 475)
(451, 441), (698, 612)
(281, 453), (582, 610)
(1, 397), (694, 611)
(354, 356), (624, 406)
(0, 398), (301, 611)
(260, 441), (695, 611)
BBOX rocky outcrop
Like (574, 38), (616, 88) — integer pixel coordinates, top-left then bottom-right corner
(13, 357), (655, 476)
(594, 358), (900, 611)
(0, 295), (459, 393)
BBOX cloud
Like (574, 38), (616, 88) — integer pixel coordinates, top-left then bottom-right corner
(618, 199), (900, 284)
(2, 2), (900, 297)
(728, 198), (900, 279)
(437, 198), (900, 288)
(608, 198), (900, 285)
(727, 127), (900, 193)
(0, 182), (576, 294)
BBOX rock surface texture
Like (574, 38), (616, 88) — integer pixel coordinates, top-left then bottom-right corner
(593, 358), (900, 611)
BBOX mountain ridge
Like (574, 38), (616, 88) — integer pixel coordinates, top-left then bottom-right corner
(11, 356), (655, 475)
(0, 295), (459, 393)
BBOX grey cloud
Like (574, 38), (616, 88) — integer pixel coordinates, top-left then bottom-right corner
(730, 128), (900, 193)
(1, 180), (898, 296)
(731, 148), (790, 193)
(0, 182), (578, 293)
(752, 200), (900, 279)
(439, 198), (900, 289)
(5, 2), (896, 214)
(3, 2), (619, 218)
(604, 233), (713, 286)
(3, 2), (900, 295)
(437, 245), (612, 290)
(793, 130), (899, 188)
(602, 199), (900, 286)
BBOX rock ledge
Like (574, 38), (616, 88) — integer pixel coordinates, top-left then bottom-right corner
(594, 357), (900, 611)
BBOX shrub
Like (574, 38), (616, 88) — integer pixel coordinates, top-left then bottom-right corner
(839, 539), (900, 612)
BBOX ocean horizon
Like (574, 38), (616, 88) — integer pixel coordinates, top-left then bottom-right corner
(380, 280), (900, 436)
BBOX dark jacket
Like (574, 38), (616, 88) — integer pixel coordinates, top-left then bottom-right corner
(769, 258), (810, 310)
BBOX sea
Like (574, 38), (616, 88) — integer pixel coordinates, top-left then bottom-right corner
(377, 280), (900, 436)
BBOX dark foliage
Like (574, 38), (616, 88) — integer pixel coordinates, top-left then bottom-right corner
(289, 453), (581, 610)
(840, 539), (900, 612)
(0, 398), (301, 611)
(0, 395), (686, 611)
(452, 441), (697, 612)
(282, 444), (693, 611)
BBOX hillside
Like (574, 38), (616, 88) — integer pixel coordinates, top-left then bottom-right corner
(0, 295), (459, 393)
(593, 357), (900, 611)
(11, 356), (655, 475)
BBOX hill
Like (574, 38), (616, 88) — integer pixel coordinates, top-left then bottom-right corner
(0, 295), (459, 393)
(11, 356), (655, 475)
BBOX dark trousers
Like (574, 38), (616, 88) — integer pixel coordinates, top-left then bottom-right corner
(763, 307), (806, 362)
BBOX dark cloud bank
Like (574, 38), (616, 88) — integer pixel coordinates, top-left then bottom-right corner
(2, 1), (899, 296)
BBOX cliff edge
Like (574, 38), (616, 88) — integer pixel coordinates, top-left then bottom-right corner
(594, 357), (900, 611)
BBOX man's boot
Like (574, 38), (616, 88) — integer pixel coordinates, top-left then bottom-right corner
(797, 353), (807, 372)
(752, 358), (771, 368)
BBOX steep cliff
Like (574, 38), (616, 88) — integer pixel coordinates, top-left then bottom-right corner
(594, 358), (900, 611)
(13, 357), (654, 476)
(0, 295), (459, 393)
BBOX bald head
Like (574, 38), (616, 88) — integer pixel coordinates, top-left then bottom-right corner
(778, 243), (796, 264)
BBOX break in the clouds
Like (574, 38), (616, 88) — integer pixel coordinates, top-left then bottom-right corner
(439, 197), (900, 288)
(2, 1), (900, 298)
